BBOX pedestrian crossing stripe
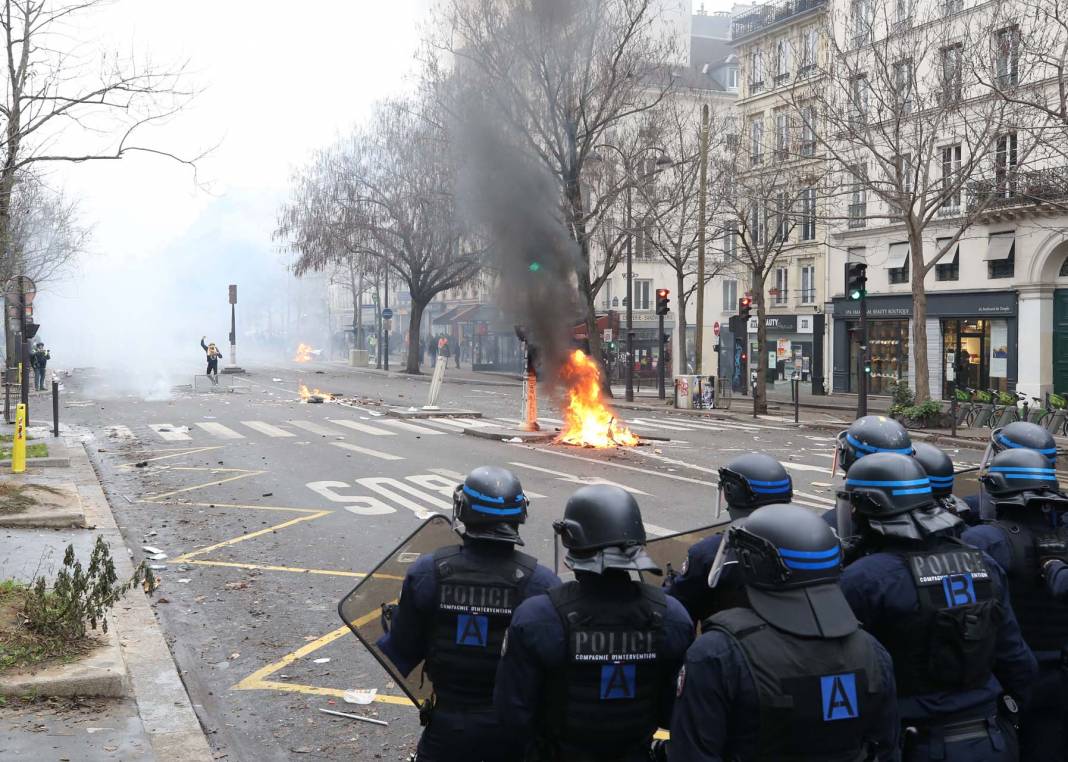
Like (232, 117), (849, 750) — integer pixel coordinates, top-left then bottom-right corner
(196, 422), (244, 439)
(330, 441), (405, 461)
(287, 419), (343, 437)
(106, 425), (135, 439)
(377, 419), (444, 435)
(327, 418), (396, 436)
(149, 424), (192, 441)
(241, 421), (295, 437)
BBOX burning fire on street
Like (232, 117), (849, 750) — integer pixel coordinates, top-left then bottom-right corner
(298, 383), (335, 403)
(556, 350), (639, 448)
(293, 343), (313, 363)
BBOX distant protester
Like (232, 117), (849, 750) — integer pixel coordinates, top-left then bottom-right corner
(30, 342), (50, 391)
(201, 336), (221, 385)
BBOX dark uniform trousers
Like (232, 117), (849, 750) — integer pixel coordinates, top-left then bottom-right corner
(417, 707), (523, 762)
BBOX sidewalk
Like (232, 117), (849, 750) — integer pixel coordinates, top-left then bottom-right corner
(0, 426), (212, 761)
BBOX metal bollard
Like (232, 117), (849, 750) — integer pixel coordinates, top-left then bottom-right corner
(12, 403), (25, 473)
(793, 378), (800, 424)
(52, 376), (59, 438)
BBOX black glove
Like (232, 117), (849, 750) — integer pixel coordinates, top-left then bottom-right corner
(841, 535), (866, 566)
(1036, 534), (1068, 567)
(380, 602), (397, 633)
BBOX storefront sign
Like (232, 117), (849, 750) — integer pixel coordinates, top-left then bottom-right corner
(990, 321), (1008, 378)
(777, 338), (791, 360)
(747, 315), (798, 332)
(832, 291), (1017, 319)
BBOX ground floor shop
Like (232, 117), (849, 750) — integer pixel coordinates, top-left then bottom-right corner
(831, 291), (1018, 398)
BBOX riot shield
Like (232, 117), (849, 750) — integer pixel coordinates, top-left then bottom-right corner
(337, 514), (457, 705)
(644, 524), (728, 583)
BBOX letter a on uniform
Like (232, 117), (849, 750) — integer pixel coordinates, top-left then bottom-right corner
(600, 663), (636, 700)
(456, 614), (489, 647)
(820, 673), (859, 721)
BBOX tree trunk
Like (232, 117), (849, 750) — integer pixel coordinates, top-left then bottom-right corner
(753, 268), (768, 415)
(910, 234), (930, 402)
(676, 269), (688, 375)
(355, 271), (365, 349)
(406, 298), (425, 374)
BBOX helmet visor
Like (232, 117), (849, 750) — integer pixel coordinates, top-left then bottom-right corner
(707, 527), (737, 588)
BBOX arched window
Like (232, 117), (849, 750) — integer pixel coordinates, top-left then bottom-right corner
(1060, 257), (1068, 277)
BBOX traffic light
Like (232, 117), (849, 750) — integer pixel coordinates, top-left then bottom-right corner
(738, 295), (752, 321)
(655, 288), (670, 316)
(846, 262), (868, 301)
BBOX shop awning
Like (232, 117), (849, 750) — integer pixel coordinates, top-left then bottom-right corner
(432, 304), (475, 325)
(572, 313), (619, 339)
(985, 233), (1015, 261)
(936, 237), (959, 263)
(887, 242), (910, 269)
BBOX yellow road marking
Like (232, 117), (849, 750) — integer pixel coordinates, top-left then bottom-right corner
(173, 510), (331, 561)
(118, 446), (224, 468)
(140, 500), (324, 514)
(182, 559), (402, 580)
(143, 470), (265, 501)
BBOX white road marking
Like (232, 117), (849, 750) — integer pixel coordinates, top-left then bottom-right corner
(428, 467), (466, 480)
(195, 422), (245, 439)
(330, 441), (405, 461)
(356, 477), (452, 519)
(241, 421), (295, 438)
(528, 447), (719, 487)
(782, 461), (834, 474)
(106, 425), (135, 440)
(328, 418), (396, 436)
(149, 424), (191, 441)
(795, 490), (836, 506)
(628, 418), (694, 432)
(288, 419), (343, 437)
(378, 419), (444, 436)
(508, 461), (651, 495)
(643, 522), (677, 537)
(631, 448), (720, 475)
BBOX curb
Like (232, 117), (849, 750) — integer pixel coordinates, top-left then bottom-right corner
(0, 457), (71, 468)
(0, 623), (127, 698)
(462, 427), (556, 443)
(388, 407), (484, 419)
(69, 439), (214, 761)
(0, 482), (86, 528)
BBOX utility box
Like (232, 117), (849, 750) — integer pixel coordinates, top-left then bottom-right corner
(350, 349), (369, 367)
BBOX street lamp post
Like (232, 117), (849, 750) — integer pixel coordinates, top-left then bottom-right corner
(625, 184), (634, 402)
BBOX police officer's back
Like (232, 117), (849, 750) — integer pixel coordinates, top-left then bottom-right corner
(376, 466), (560, 762)
(962, 447), (1068, 762)
(665, 452), (792, 625)
(966, 421), (1058, 517)
(840, 453), (1037, 762)
(669, 504), (900, 761)
(494, 485), (694, 762)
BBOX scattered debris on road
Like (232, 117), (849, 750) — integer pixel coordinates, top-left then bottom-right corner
(343, 689), (377, 705)
(318, 708), (388, 727)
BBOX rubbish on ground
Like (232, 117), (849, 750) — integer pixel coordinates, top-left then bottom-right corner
(229, 652), (240, 660)
(318, 708), (388, 727)
(148, 553), (168, 560)
(343, 689), (377, 705)
(262, 492), (273, 497)
(273, 378), (283, 382)
(177, 578), (192, 583)
(142, 546), (163, 554)
(144, 531), (157, 537)
(503, 437), (523, 443)
(134, 461), (148, 468)
(148, 564), (167, 571)
(224, 580), (250, 590)
(313, 657), (331, 664)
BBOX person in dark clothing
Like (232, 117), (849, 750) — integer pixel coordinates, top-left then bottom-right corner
(840, 452), (1037, 762)
(201, 336), (221, 385)
(494, 485), (694, 762)
(30, 342), (49, 391)
(377, 467), (559, 762)
(669, 504), (900, 761)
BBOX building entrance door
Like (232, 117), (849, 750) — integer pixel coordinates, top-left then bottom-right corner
(1054, 290), (1068, 393)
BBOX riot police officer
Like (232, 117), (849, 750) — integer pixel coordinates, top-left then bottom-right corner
(665, 452), (792, 625)
(913, 441), (978, 526)
(839, 452), (1037, 761)
(494, 485), (694, 761)
(969, 421), (1059, 517)
(835, 414), (914, 474)
(669, 504), (900, 761)
(376, 466), (560, 762)
(962, 447), (1068, 762)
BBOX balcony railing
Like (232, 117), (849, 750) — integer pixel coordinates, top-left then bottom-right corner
(798, 289), (817, 304)
(732, 0), (827, 39)
(968, 165), (1068, 210)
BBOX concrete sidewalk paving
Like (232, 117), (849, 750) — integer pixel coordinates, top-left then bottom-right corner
(0, 427), (212, 761)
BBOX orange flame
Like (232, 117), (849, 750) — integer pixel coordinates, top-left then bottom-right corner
(298, 383), (332, 403)
(556, 350), (639, 448)
(293, 343), (313, 362)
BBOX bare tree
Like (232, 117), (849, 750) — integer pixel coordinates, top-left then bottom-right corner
(4, 171), (88, 285)
(437, 0), (677, 374)
(793, 0), (1038, 401)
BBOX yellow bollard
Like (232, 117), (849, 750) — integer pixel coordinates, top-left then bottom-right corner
(12, 403), (26, 473)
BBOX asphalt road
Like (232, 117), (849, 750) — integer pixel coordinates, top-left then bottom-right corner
(56, 359), (986, 760)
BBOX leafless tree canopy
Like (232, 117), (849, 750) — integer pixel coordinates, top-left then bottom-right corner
(4, 170), (88, 285)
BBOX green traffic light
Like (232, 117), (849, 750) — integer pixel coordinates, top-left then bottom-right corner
(529, 262), (541, 273)
(850, 288), (866, 300)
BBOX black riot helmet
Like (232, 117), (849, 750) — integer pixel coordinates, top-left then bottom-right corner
(990, 421), (1058, 464)
(717, 452), (793, 520)
(843, 452), (960, 541)
(720, 504), (857, 638)
(912, 442), (955, 499)
(835, 415), (913, 473)
(452, 466), (528, 545)
(980, 448), (1061, 499)
(553, 485), (660, 575)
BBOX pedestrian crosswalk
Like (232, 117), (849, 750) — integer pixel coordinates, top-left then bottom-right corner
(108, 411), (791, 446)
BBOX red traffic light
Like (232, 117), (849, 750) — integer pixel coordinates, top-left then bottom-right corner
(656, 288), (670, 299)
(740, 295), (752, 308)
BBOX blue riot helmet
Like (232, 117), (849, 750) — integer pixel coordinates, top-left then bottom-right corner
(842, 452), (960, 541)
(979, 448), (1068, 514)
(834, 415), (913, 474)
(985, 420), (1058, 470)
(554, 485), (660, 575)
(717, 452), (793, 521)
(911, 442), (955, 499)
(709, 504), (856, 637)
(452, 466), (528, 545)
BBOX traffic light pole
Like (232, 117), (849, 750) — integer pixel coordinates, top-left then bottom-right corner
(657, 312), (666, 400)
(383, 269), (390, 372)
(857, 295), (868, 419)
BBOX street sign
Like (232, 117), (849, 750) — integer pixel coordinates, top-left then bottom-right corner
(229, 284), (237, 304)
(603, 328), (612, 342)
(4, 275), (35, 304)
(384, 318), (393, 331)
(713, 321), (720, 337)
(382, 308), (394, 320)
